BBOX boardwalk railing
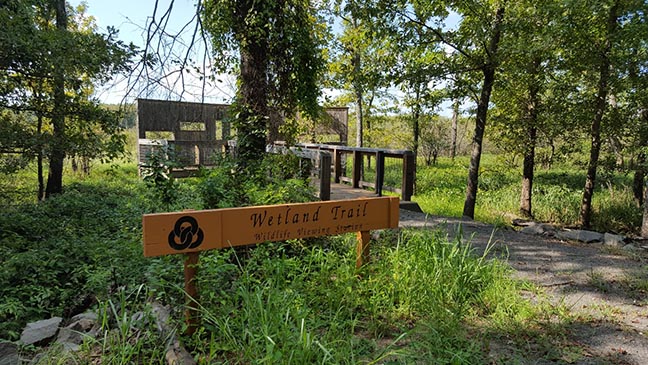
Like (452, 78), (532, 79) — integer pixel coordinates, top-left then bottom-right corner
(290, 143), (416, 201)
(267, 145), (331, 201)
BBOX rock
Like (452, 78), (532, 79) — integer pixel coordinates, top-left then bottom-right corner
(623, 244), (638, 252)
(55, 314), (99, 350)
(151, 302), (172, 334)
(0, 342), (19, 365)
(131, 311), (147, 328)
(165, 340), (196, 365)
(556, 229), (603, 243)
(512, 219), (533, 227)
(20, 317), (62, 345)
(603, 233), (625, 247)
(57, 342), (80, 352)
(520, 222), (556, 236)
(70, 311), (97, 323)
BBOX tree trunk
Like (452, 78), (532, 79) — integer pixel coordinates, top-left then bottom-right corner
(37, 114), (44, 201)
(580, 2), (618, 229)
(450, 99), (459, 159)
(520, 58), (541, 218)
(633, 110), (648, 206)
(45, 0), (68, 198)
(636, 168), (646, 207)
(520, 126), (537, 218)
(462, 5), (505, 219)
(412, 83), (422, 157)
(643, 182), (648, 238)
(236, 0), (269, 167)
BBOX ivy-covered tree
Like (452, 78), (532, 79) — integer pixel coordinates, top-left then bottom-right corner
(202, 0), (326, 167)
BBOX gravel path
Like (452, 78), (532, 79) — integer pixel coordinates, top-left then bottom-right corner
(399, 209), (648, 364)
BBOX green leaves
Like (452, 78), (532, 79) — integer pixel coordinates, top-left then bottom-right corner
(0, 0), (136, 191)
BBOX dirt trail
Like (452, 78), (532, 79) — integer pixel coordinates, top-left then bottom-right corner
(399, 209), (648, 365)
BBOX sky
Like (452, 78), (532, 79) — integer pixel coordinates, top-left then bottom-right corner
(70, 1), (460, 116)
(70, 0), (196, 48)
(69, 0), (234, 104)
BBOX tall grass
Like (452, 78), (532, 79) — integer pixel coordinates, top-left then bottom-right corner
(190, 229), (532, 363)
(414, 156), (642, 233)
(2, 156), (550, 363)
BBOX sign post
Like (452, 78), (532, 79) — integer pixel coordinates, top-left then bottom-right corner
(183, 252), (200, 335)
(143, 196), (399, 334)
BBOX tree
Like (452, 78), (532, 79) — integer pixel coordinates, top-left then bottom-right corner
(375, 0), (506, 218)
(419, 115), (450, 166)
(490, 1), (559, 218)
(394, 18), (445, 158)
(202, 0), (326, 167)
(328, 1), (392, 149)
(0, 0), (135, 198)
(46, 0), (68, 197)
(576, 1), (620, 228)
(555, 0), (648, 228)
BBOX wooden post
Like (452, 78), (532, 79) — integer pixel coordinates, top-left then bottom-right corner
(356, 230), (370, 269)
(353, 150), (362, 188)
(375, 151), (385, 196)
(401, 152), (415, 201)
(334, 149), (342, 183)
(319, 152), (331, 201)
(184, 252), (200, 335)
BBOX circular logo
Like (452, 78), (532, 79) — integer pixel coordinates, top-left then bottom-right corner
(168, 216), (204, 250)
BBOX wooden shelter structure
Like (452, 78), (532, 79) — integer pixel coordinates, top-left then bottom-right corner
(137, 98), (348, 168)
(137, 99), (230, 167)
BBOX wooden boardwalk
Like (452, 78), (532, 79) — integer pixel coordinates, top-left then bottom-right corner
(328, 182), (378, 200)
(313, 179), (422, 212)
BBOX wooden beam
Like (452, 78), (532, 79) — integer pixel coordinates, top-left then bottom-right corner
(356, 231), (371, 269)
(184, 252), (200, 336)
(375, 151), (385, 197)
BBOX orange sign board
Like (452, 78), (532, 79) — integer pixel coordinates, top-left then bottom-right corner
(143, 197), (399, 257)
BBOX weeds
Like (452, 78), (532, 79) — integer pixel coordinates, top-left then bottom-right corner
(414, 156), (643, 234)
(1, 155), (597, 363)
(185, 229), (534, 363)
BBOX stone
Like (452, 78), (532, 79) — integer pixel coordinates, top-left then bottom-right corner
(0, 342), (19, 365)
(70, 311), (97, 323)
(512, 218), (533, 227)
(603, 233), (625, 247)
(55, 315), (98, 349)
(151, 302), (172, 334)
(131, 311), (146, 328)
(165, 340), (196, 365)
(20, 317), (62, 345)
(623, 244), (638, 252)
(556, 229), (603, 243)
(520, 222), (556, 236)
(57, 342), (80, 352)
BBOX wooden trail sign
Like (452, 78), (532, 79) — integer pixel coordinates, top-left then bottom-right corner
(143, 196), (399, 257)
(142, 196), (399, 334)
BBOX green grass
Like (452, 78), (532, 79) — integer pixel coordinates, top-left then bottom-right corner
(1, 160), (549, 363)
(413, 155), (643, 234)
(3, 152), (635, 363)
(184, 229), (535, 364)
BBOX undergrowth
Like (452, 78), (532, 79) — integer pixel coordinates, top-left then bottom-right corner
(414, 156), (642, 234)
(1, 154), (586, 363)
(173, 229), (535, 364)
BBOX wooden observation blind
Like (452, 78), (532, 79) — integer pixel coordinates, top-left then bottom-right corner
(137, 98), (348, 170)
